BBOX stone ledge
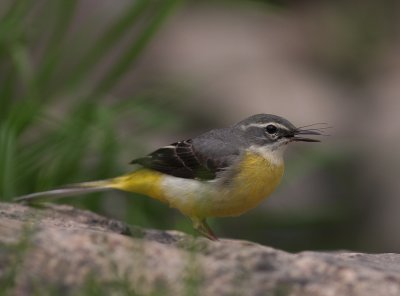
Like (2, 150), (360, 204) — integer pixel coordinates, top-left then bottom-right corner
(0, 202), (399, 296)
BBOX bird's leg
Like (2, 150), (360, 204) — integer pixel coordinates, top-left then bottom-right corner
(192, 218), (218, 241)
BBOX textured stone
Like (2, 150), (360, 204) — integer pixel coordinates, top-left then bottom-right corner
(0, 202), (399, 295)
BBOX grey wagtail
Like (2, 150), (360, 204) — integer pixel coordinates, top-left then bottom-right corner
(15, 114), (324, 240)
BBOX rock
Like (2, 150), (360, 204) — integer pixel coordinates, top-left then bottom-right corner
(0, 202), (399, 296)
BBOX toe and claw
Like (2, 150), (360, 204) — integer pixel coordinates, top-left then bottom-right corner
(192, 218), (218, 241)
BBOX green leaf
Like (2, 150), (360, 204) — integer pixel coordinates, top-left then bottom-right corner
(0, 122), (16, 199)
(64, 0), (150, 93)
(90, 0), (182, 97)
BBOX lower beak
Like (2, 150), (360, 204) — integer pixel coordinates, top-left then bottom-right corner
(291, 137), (320, 143)
(289, 129), (322, 143)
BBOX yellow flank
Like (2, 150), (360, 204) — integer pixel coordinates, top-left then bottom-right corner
(108, 169), (168, 203)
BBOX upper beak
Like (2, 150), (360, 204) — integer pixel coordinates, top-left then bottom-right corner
(289, 129), (321, 143)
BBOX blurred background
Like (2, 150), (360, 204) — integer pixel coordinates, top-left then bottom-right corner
(1, 0), (400, 253)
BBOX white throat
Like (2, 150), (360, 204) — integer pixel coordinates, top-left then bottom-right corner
(248, 145), (285, 166)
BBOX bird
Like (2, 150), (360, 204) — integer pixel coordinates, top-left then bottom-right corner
(15, 114), (325, 240)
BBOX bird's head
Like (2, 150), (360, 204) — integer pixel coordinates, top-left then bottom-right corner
(235, 114), (327, 152)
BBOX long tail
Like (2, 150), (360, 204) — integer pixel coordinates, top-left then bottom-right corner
(14, 180), (113, 203)
(14, 169), (167, 204)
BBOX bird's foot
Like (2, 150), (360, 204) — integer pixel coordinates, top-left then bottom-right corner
(192, 218), (219, 241)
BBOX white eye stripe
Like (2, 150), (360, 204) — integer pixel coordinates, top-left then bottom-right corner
(240, 122), (290, 131)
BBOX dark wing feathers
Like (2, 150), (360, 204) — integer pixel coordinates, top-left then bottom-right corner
(131, 128), (243, 180)
(130, 139), (218, 180)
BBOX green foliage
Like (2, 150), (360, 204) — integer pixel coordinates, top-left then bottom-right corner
(0, 0), (186, 228)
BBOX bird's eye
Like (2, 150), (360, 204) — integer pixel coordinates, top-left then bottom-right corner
(265, 124), (278, 134)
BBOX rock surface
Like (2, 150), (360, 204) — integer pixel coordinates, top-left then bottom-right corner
(0, 202), (400, 296)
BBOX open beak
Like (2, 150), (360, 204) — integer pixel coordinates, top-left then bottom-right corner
(290, 129), (321, 143)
